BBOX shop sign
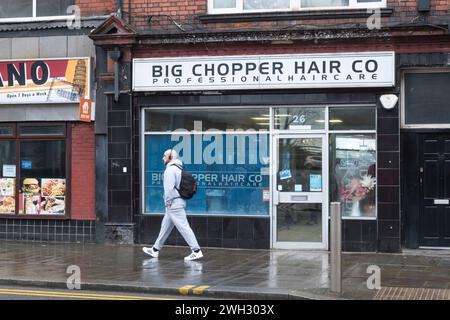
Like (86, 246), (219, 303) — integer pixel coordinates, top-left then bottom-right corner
(79, 98), (92, 122)
(21, 161), (32, 169)
(0, 57), (90, 104)
(133, 52), (395, 91)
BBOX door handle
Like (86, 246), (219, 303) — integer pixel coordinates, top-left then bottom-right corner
(434, 199), (449, 205)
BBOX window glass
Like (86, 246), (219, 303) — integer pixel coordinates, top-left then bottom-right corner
(37, 0), (75, 17)
(277, 203), (322, 242)
(19, 141), (66, 215)
(0, 126), (14, 136)
(277, 137), (322, 193)
(330, 134), (376, 218)
(145, 108), (270, 131)
(144, 133), (270, 216)
(214, 0), (236, 8)
(275, 107), (325, 130)
(244, 0), (290, 10)
(0, 141), (16, 215)
(301, 0), (349, 7)
(0, 0), (32, 19)
(329, 107), (376, 130)
(20, 125), (65, 136)
(404, 73), (450, 125)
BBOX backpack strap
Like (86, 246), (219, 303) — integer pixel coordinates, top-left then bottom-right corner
(171, 164), (183, 170)
(170, 164), (183, 195)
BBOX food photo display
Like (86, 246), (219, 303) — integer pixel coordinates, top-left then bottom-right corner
(20, 178), (66, 215)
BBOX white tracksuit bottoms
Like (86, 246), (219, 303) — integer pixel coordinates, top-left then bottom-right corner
(153, 206), (200, 251)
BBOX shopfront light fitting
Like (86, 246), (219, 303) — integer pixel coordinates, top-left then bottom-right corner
(380, 94), (398, 110)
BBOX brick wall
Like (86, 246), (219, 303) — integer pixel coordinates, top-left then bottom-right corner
(122, 0), (449, 33)
(71, 122), (95, 221)
(76, 0), (116, 17)
(133, 41), (450, 59)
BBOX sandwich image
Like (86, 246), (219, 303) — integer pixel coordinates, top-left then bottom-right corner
(22, 178), (40, 194)
(42, 197), (65, 214)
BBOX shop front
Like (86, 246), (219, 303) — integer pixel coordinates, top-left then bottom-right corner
(0, 56), (96, 242)
(133, 52), (394, 251)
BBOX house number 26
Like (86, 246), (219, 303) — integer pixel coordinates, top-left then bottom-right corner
(292, 115), (306, 124)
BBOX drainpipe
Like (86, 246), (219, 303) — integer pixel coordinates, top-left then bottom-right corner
(116, 0), (123, 18)
(109, 48), (122, 103)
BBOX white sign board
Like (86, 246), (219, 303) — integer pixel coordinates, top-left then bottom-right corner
(133, 52), (395, 91)
(2, 165), (16, 178)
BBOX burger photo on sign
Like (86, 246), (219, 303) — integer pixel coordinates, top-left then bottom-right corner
(22, 178), (40, 194)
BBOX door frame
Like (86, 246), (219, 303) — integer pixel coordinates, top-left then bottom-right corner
(271, 133), (329, 250)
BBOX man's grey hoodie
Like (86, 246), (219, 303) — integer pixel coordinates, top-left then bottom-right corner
(163, 158), (186, 209)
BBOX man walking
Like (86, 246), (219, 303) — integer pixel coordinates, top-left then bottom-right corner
(143, 149), (203, 261)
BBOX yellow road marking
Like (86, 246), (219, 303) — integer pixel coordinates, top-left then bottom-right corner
(0, 288), (180, 300)
(192, 286), (210, 295)
(178, 285), (195, 295)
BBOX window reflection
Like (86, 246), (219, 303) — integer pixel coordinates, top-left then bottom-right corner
(277, 138), (322, 193)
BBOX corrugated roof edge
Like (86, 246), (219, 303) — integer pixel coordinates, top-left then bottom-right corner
(0, 16), (109, 32)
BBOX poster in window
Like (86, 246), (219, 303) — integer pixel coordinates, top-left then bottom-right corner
(0, 178), (15, 196)
(0, 196), (15, 214)
(20, 178), (41, 215)
(0, 178), (15, 214)
(41, 179), (66, 197)
(41, 179), (66, 215)
(310, 174), (322, 192)
(23, 194), (41, 215)
(41, 197), (65, 215)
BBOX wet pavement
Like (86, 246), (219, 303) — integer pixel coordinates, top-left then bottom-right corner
(0, 241), (449, 300)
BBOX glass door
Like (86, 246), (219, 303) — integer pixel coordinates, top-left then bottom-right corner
(272, 134), (328, 249)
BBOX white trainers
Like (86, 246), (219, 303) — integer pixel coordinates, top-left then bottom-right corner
(184, 250), (203, 261)
(142, 246), (159, 258)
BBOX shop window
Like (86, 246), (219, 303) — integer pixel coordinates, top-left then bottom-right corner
(0, 123), (67, 216)
(329, 133), (376, 218)
(145, 108), (270, 131)
(209, 0), (385, 14)
(275, 107), (325, 130)
(36, 0), (74, 17)
(0, 141), (16, 215)
(329, 107), (376, 130)
(19, 125), (65, 136)
(403, 71), (450, 128)
(0, 0), (74, 21)
(144, 110), (270, 216)
(0, 125), (15, 137)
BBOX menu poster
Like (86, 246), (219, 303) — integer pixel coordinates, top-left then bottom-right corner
(310, 174), (322, 192)
(0, 178), (15, 196)
(0, 196), (15, 214)
(0, 178), (15, 214)
(19, 178), (40, 215)
(23, 194), (41, 215)
(41, 179), (66, 215)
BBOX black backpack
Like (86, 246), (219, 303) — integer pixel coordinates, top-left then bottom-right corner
(171, 164), (197, 199)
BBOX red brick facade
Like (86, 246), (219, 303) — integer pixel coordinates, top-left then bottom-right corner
(120, 0), (449, 32)
(76, 0), (116, 17)
(71, 123), (95, 221)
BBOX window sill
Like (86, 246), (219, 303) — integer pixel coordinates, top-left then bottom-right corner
(199, 8), (393, 23)
(0, 15), (75, 24)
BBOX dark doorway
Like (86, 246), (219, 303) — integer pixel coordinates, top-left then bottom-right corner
(419, 134), (450, 247)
